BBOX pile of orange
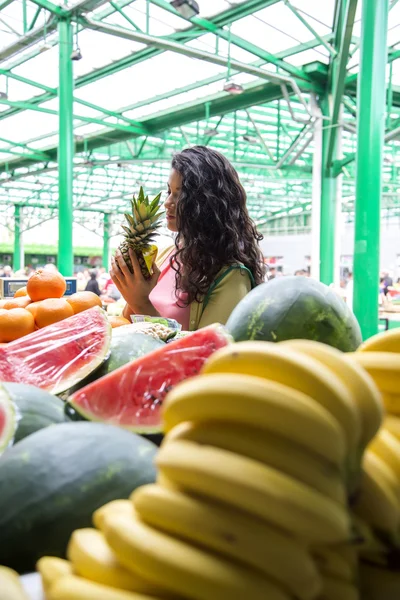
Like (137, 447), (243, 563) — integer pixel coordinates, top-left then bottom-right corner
(0, 269), (102, 343)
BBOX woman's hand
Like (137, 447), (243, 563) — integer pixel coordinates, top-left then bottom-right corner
(110, 248), (160, 315)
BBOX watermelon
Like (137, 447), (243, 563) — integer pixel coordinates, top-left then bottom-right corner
(3, 383), (67, 443)
(227, 276), (362, 352)
(0, 422), (157, 573)
(69, 324), (231, 431)
(0, 307), (111, 395)
(0, 384), (17, 454)
(64, 327), (165, 396)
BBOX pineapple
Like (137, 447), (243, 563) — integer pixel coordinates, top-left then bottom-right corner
(119, 187), (164, 279)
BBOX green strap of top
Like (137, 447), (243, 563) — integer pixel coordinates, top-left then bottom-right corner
(202, 264), (256, 312)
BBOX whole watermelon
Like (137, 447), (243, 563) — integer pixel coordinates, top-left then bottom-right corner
(0, 422), (157, 573)
(226, 276), (362, 352)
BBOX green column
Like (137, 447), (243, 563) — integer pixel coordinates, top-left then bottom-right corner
(13, 204), (23, 271)
(58, 19), (74, 276)
(353, 0), (389, 339)
(103, 213), (111, 269)
(319, 96), (336, 285)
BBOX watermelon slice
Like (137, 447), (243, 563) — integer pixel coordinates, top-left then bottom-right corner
(0, 384), (17, 455)
(0, 307), (111, 395)
(69, 324), (231, 431)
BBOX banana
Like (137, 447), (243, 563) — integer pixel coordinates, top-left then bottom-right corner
(384, 415), (400, 440)
(359, 562), (400, 600)
(280, 339), (383, 448)
(319, 576), (359, 600)
(93, 500), (134, 530)
(201, 341), (361, 454)
(352, 451), (400, 538)
(165, 421), (346, 505)
(368, 429), (400, 482)
(48, 574), (164, 600)
(162, 373), (346, 467)
(132, 483), (321, 600)
(381, 392), (400, 416)
(312, 546), (356, 582)
(349, 352), (400, 395)
(36, 557), (74, 595)
(0, 566), (29, 600)
(103, 514), (290, 600)
(156, 440), (351, 544)
(67, 528), (163, 594)
(359, 327), (400, 353)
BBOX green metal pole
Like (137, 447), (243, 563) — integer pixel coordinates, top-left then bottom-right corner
(319, 96), (336, 285)
(103, 213), (111, 269)
(58, 19), (74, 276)
(13, 204), (23, 271)
(353, 0), (389, 339)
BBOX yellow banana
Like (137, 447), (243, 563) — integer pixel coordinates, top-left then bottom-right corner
(0, 566), (29, 600)
(349, 352), (400, 395)
(93, 500), (134, 531)
(103, 514), (290, 600)
(319, 576), (359, 600)
(352, 451), (399, 537)
(156, 440), (351, 544)
(359, 327), (400, 353)
(368, 429), (400, 482)
(67, 528), (162, 594)
(384, 415), (400, 440)
(359, 562), (400, 600)
(312, 546), (356, 582)
(48, 574), (163, 600)
(281, 339), (383, 448)
(381, 393), (400, 416)
(36, 557), (73, 595)
(132, 483), (321, 600)
(165, 421), (346, 505)
(201, 341), (361, 454)
(162, 373), (345, 467)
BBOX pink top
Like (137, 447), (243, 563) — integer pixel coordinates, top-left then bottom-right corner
(149, 254), (191, 330)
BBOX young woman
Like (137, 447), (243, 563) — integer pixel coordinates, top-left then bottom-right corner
(110, 146), (266, 331)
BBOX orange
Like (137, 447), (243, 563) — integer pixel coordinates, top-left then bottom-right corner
(35, 298), (74, 329)
(66, 291), (102, 314)
(108, 316), (131, 328)
(14, 286), (28, 298)
(0, 300), (7, 309)
(27, 269), (66, 302)
(0, 308), (35, 342)
(2, 296), (31, 310)
(25, 301), (42, 321)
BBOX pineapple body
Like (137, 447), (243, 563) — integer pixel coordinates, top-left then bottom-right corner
(119, 187), (164, 279)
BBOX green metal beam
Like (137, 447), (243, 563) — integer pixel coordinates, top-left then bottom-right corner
(58, 19), (74, 276)
(325, 0), (358, 170)
(102, 213), (111, 269)
(319, 96), (336, 285)
(353, 0), (389, 339)
(0, 0), (14, 8)
(13, 204), (23, 271)
(28, 0), (68, 16)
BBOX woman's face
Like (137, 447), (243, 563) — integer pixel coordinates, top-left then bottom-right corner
(165, 169), (182, 232)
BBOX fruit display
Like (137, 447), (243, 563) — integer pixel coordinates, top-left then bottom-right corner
(119, 186), (164, 279)
(0, 307), (111, 395)
(226, 275), (362, 351)
(3, 382), (67, 443)
(0, 422), (158, 573)
(0, 268), (102, 343)
(68, 324), (231, 432)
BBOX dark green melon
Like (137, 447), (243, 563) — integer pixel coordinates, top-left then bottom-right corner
(226, 276), (362, 352)
(0, 422), (157, 573)
(3, 383), (67, 443)
(64, 328), (164, 396)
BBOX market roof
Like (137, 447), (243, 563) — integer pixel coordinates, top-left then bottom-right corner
(0, 0), (399, 233)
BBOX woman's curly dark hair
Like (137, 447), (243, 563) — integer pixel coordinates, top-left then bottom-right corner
(170, 146), (266, 305)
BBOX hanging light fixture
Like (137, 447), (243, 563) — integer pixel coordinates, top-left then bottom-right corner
(71, 24), (83, 61)
(171, 0), (199, 18)
(223, 81), (244, 94)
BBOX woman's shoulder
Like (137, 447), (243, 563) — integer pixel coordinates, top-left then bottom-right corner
(214, 264), (253, 289)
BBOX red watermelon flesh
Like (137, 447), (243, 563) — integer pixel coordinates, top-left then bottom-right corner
(0, 384), (16, 454)
(0, 307), (111, 395)
(69, 324), (231, 431)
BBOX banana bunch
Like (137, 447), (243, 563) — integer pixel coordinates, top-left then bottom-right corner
(0, 566), (29, 600)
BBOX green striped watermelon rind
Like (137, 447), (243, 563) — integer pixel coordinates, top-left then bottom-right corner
(0, 384), (17, 455)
